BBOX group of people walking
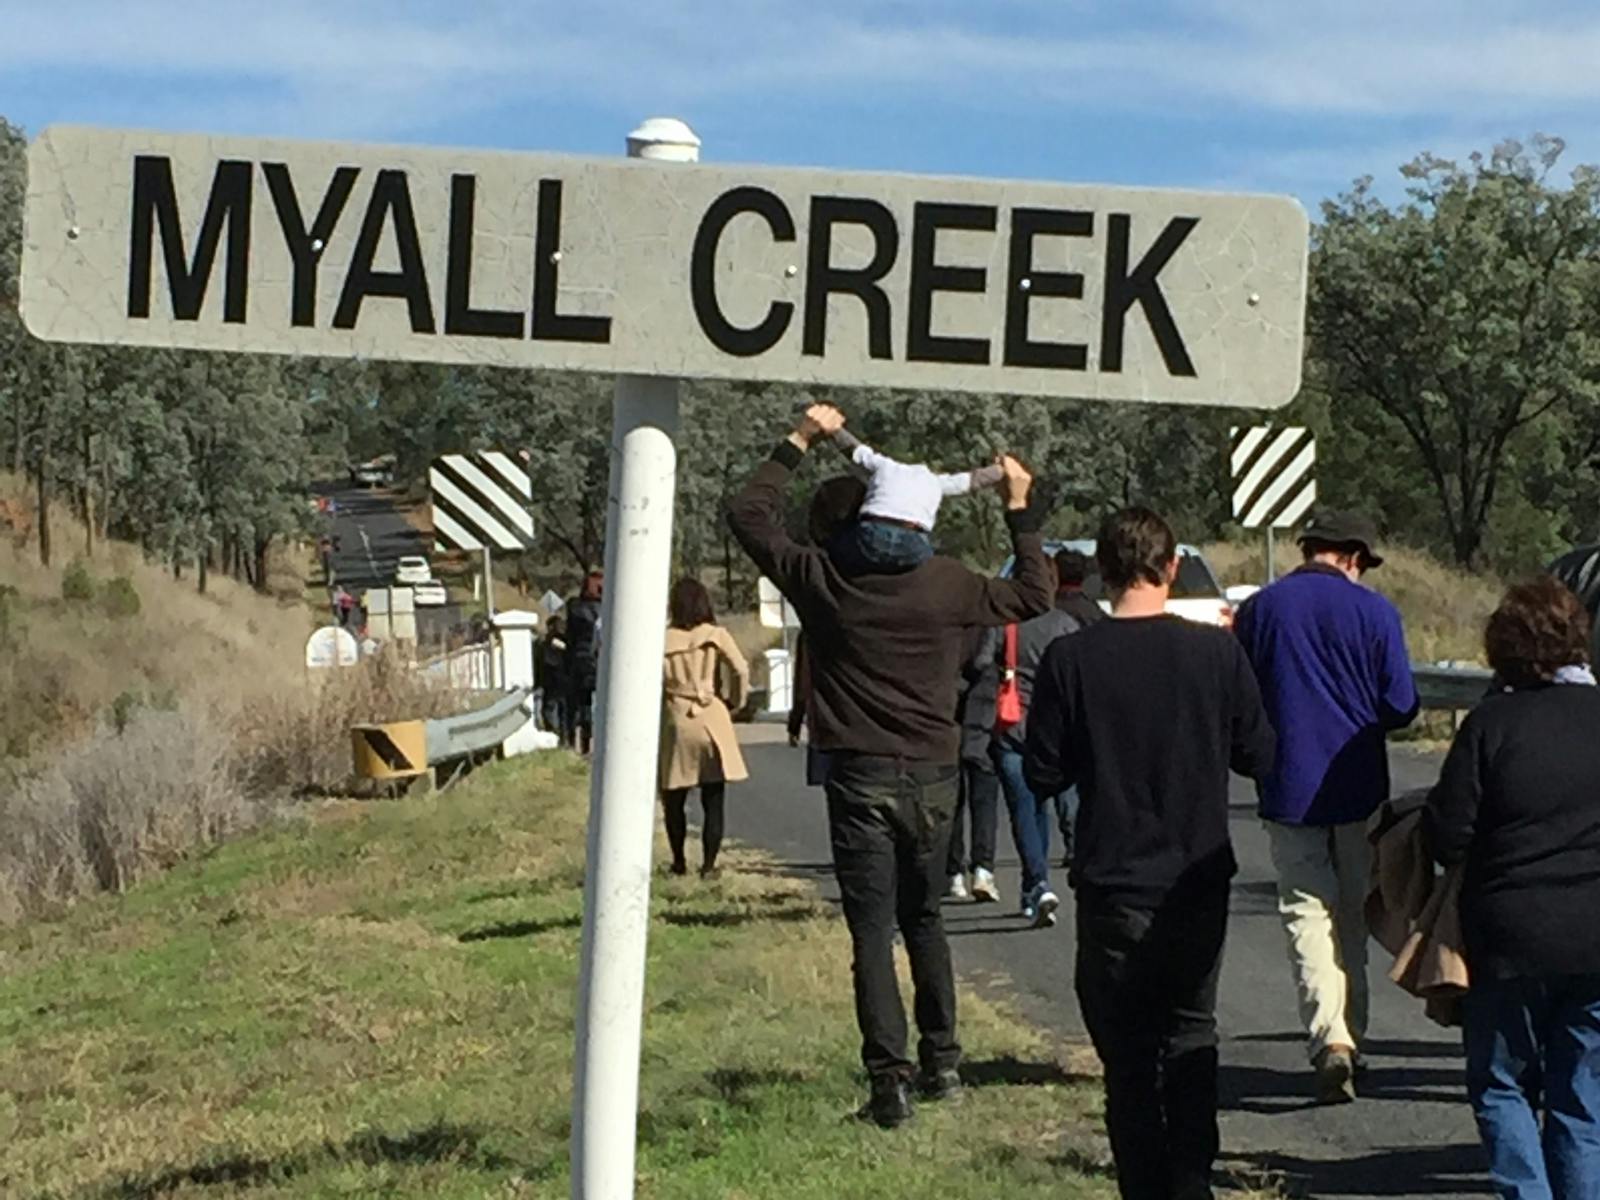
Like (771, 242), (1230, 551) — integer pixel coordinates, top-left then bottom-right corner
(709, 403), (1600, 1200)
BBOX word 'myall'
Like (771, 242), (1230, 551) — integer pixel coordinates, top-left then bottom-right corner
(22, 127), (1311, 408)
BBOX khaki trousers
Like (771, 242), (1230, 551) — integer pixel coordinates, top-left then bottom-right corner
(1266, 820), (1371, 1061)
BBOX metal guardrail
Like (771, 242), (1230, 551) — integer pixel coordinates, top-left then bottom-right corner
(424, 689), (535, 765)
(1412, 663), (1494, 711)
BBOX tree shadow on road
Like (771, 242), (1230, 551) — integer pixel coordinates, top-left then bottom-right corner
(1221, 1061), (1465, 1115)
(1223, 1142), (1486, 1197)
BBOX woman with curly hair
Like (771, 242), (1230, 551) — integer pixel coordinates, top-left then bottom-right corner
(1427, 576), (1600, 1199)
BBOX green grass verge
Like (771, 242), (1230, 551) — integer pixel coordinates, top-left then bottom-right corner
(0, 754), (1118, 1199)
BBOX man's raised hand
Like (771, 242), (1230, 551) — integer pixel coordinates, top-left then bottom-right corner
(793, 403), (846, 448)
(997, 454), (1034, 512)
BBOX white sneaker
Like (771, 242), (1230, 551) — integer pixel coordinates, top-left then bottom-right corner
(946, 873), (970, 901)
(1026, 883), (1059, 928)
(970, 868), (1000, 904)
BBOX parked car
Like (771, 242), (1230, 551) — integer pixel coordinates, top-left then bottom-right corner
(394, 555), (433, 586)
(349, 455), (395, 487)
(412, 579), (449, 607)
(1000, 538), (1235, 627)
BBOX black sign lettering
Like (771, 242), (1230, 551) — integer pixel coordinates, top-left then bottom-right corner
(691, 187), (796, 357)
(906, 201), (995, 365)
(1004, 208), (1093, 370)
(531, 179), (610, 344)
(127, 156), (252, 323)
(802, 197), (898, 360)
(444, 174), (524, 339)
(332, 170), (436, 334)
(1101, 214), (1198, 376)
(263, 162), (359, 328)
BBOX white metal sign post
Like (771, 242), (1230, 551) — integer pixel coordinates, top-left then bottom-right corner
(571, 118), (698, 1200)
(20, 118), (1313, 1200)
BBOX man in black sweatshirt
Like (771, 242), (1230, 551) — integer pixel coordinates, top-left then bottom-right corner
(728, 403), (1052, 1129)
(1025, 507), (1275, 1200)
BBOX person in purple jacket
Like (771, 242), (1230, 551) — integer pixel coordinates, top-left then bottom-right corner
(1233, 511), (1420, 1105)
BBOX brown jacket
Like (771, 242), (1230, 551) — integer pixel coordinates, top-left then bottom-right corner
(659, 624), (749, 791)
(1366, 793), (1469, 1026)
(726, 444), (1053, 762)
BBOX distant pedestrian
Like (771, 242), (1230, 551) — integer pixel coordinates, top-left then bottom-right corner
(564, 571), (603, 753)
(659, 578), (750, 878)
(538, 615), (568, 736)
(336, 587), (356, 627)
(1233, 511), (1419, 1104)
(1026, 506), (1275, 1200)
(1427, 577), (1600, 1200)
(728, 402), (1051, 1130)
(992, 550), (1103, 927)
(1050, 549), (1104, 862)
(947, 625), (1001, 904)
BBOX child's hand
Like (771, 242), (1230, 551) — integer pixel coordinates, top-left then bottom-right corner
(798, 403), (846, 442)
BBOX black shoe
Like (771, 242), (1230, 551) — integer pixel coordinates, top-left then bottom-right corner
(669, 861), (688, 877)
(917, 1067), (964, 1102)
(854, 1077), (913, 1129)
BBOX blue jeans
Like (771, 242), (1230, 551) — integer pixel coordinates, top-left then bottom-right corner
(832, 520), (933, 575)
(993, 747), (1052, 895)
(1463, 975), (1600, 1200)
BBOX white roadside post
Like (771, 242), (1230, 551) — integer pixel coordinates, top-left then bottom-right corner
(571, 117), (701, 1200)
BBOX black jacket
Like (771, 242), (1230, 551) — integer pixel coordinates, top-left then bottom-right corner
(1025, 615), (1275, 903)
(1426, 684), (1600, 979)
(564, 596), (602, 686)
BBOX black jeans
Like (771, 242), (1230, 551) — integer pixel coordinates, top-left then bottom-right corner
(662, 783), (726, 871)
(1076, 881), (1230, 1200)
(564, 677), (595, 753)
(946, 757), (1000, 875)
(826, 754), (961, 1083)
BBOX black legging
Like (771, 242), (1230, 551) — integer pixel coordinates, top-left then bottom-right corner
(663, 783), (726, 873)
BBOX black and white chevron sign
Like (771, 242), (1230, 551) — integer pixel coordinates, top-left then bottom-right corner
(1230, 425), (1317, 530)
(428, 452), (535, 552)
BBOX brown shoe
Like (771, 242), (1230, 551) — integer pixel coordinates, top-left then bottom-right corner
(1314, 1044), (1357, 1105)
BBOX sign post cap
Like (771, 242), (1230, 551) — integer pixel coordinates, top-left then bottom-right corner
(626, 117), (701, 163)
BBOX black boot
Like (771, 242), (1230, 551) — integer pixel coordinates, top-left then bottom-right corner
(854, 1075), (913, 1129)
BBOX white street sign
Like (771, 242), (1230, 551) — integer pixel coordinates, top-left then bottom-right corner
(305, 625), (359, 669)
(22, 125), (1308, 408)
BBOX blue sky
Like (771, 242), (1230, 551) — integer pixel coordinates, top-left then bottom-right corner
(5, 0), (1600, 210)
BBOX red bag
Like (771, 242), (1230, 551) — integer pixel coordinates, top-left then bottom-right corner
(995, 623), (1023, 731)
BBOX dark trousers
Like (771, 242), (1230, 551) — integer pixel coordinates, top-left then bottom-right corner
(564, 678), (595, 753)
(1076, 882), (1230, 1200)
(947, 757), (1000, 875)
(826, 754), (961, 1083)
(662, 783), (726, 871)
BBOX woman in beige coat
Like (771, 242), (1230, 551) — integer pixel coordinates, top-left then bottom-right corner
(660, 578), (750, 876)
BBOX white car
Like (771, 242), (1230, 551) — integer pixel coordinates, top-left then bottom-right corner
(394, 555), (433, 586)
(1001, 539), (1235, 628)
(412, 579), (448, 607)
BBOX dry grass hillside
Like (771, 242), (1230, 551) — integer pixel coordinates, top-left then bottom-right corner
(0, 475), (313, 761)
(1204, 539), (1505, 665)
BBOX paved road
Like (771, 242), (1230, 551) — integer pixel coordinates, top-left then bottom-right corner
(315, 483), (461, 645)
(731, 731), (1489, 1199)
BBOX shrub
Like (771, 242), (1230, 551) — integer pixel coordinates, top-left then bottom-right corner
(100, 576), (142, 619)
(60, 560), (96, 603)
(0, 706), (260, 918)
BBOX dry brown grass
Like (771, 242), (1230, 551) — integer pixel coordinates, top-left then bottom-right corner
(1204, 539), (1503, 665)
(0, 476), (313, 760)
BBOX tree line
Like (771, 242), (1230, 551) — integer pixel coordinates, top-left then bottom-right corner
(3, 116), (1598, 604)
